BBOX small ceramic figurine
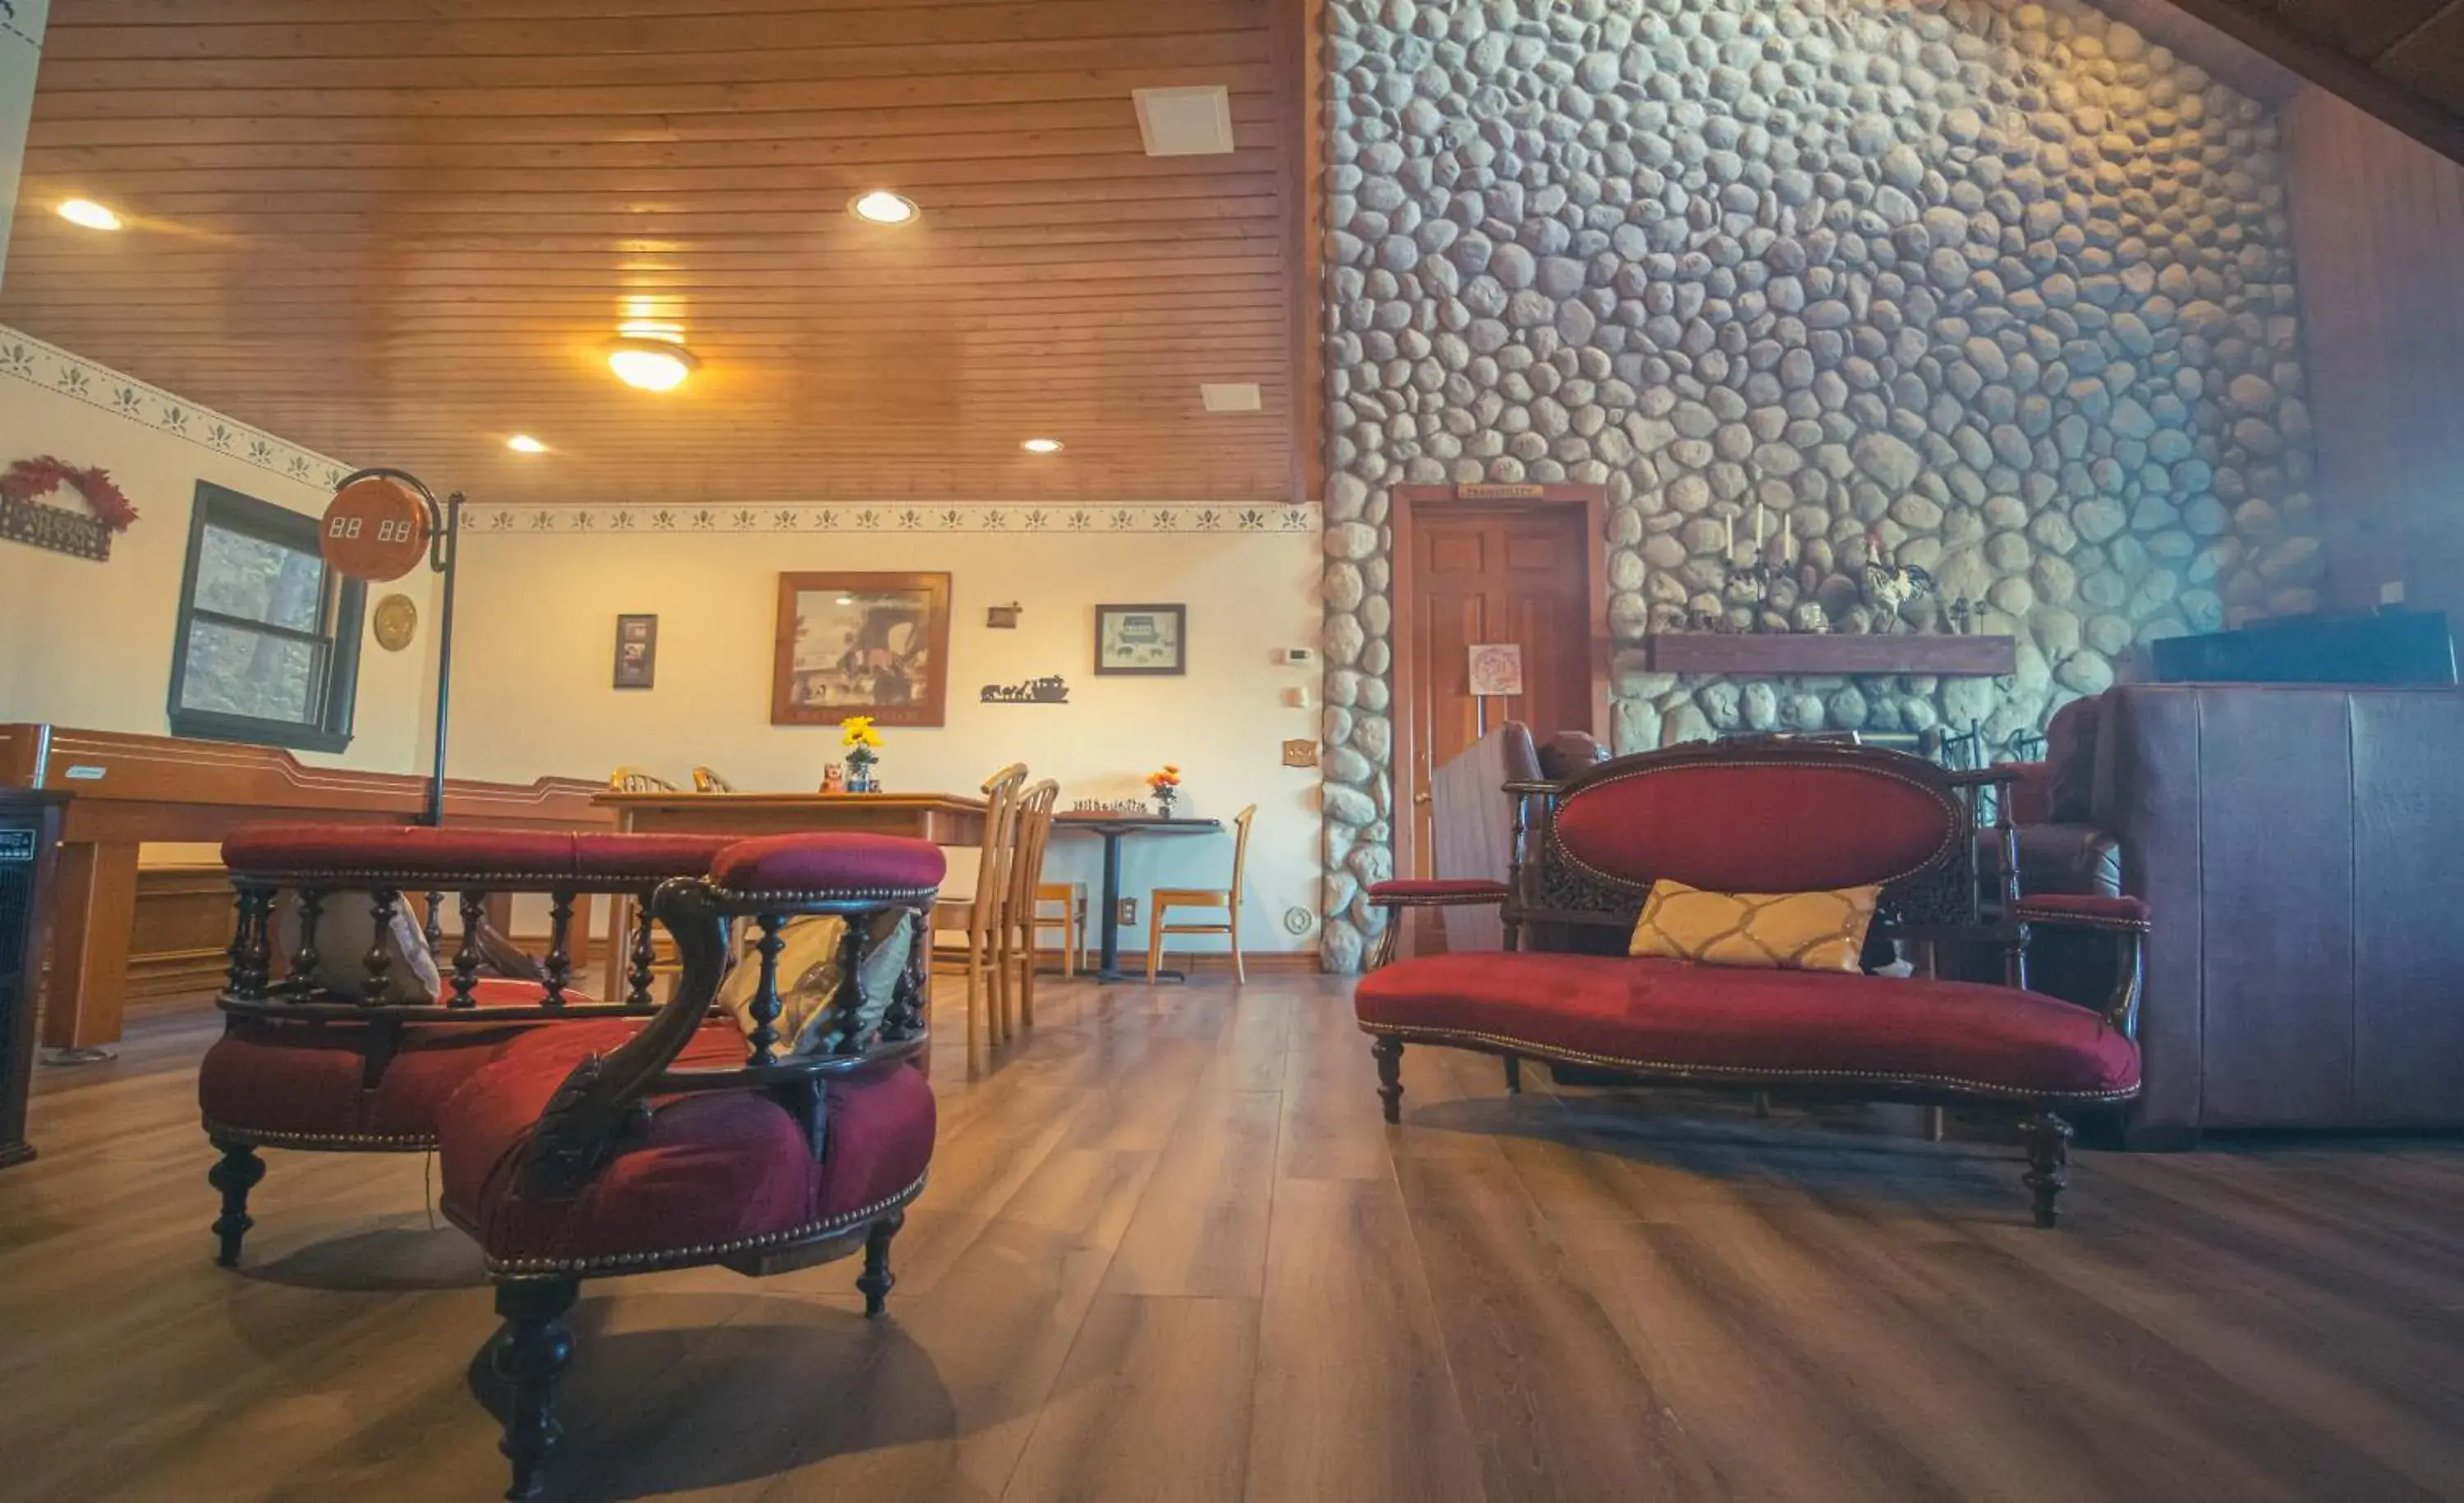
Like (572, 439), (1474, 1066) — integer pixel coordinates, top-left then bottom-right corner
(821, 764), (846, 793)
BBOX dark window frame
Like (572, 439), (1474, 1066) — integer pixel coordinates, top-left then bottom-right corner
(166, 480), (365, 753)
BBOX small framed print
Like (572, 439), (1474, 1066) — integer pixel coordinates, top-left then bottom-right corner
(1467, 641), (1524, 697)
(614, 614), (658, 689)
(1094, 603), (1186, 676)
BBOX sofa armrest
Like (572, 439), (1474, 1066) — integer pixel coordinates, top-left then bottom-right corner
(2010, 823), (2122, 898)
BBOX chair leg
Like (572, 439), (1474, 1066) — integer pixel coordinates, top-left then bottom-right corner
(491, 1275), (581, 1501)
(1502, 1054), (1522, 1094)
(1230, 909), (1245, 985)
(1063, 903), (1078, 977)
(963, 954), (983, 1073)
(857, 1211), (905, 1316)
(1145, 901), (1166, 981)
(990, 931), (1012, 1044)
(208, 1138), (265, 1268)
(1372, 1036), (1404, 1123)
(2019, 1110), (2074, 1229)
(1019, 929), (1038, 1027)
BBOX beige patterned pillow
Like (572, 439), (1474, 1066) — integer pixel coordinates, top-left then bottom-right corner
(1628, 878), (1882, 973)
(718, 912), (915, 1055)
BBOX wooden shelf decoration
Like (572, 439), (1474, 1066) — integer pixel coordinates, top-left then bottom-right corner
(1641, 633), (2018, 677)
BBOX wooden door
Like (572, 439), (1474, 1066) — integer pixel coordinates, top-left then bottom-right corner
(1405, 506), (1595, 874)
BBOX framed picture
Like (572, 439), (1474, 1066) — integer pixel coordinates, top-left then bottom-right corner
(772, 572), (952, 726)
(613, 614), (657, 689)
(1467, 641), (1524, 697)
(1093, 603), (1186, 676)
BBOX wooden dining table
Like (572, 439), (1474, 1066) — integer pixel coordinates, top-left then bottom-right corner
(591, 789), (989, 1001)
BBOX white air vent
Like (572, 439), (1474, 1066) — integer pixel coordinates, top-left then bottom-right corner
(1200, 382), (1262, 412)
(1134, 85), (1235, 156)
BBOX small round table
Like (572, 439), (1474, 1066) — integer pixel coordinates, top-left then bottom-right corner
(1051, 813), (1224, 982)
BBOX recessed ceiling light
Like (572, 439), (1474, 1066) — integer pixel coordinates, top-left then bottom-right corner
(1133, 85), (1235, 156)
(507, 434), (547, 453)
(57, 199), (122, 232)
(1021, 438), (1064, 454)
(605, 337), (699, 392)
(1200, 382), (1262, 412)
(849, 190), (919, 225)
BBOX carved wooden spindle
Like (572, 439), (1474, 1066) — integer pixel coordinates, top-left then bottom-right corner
(288, 887), (326, 986)
(542, 891), (576, 1008)
(361, 889), (401, 1003)
(891, 906), (930, 1036)
(626, 890), (657, 1009)
(228, 885), (276, 999)
(422, 890), (445, 956)
(829, 912), (871, 1055)
(451, 889), (487, 1007)
(747, 912), (787, 1065)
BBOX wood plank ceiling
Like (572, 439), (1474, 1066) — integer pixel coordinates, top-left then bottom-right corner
(0, 0), (1304, 504)
(2149, 0), (2464, 165)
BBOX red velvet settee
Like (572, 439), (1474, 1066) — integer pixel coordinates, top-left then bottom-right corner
(1355, 739), (2149, 1226)
(202, 824), (742, 1265)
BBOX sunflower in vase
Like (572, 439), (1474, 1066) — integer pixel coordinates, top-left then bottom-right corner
(839, 715), (885, 793)
(1146, 764), (1182, 816)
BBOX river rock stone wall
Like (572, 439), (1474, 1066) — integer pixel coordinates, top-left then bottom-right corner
(1317, 0), (2320, 970)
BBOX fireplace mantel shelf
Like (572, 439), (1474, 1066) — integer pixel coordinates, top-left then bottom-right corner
(1642, 633), (2018, 677)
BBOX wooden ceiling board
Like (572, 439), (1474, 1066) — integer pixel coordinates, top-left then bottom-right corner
(2, 0), (1305, 504)
(2147, 0), (2464, 165)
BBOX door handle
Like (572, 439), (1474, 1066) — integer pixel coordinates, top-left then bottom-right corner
(1413, 789), (1433, 806)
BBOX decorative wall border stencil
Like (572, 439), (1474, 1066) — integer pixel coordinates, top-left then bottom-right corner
(0, 325), (353, 493)
(460, 503), (1318, 538)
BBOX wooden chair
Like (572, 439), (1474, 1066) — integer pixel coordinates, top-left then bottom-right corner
(999, 779), (1060, 1030)
(1034, 881), (1087, 977)
(690, 765), (738, 793)
(932, 764), (1026, 1069)
(609, 765), (677, 793)
(1145, 804), (1257, 983)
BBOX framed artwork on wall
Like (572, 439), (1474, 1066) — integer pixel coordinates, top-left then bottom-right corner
(772, 572), (953, 726)
(613, 614), (657, 689)
(1093, 603), (1187, 676)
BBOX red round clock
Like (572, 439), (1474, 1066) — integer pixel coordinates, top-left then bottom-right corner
(320, 476), (431, 581)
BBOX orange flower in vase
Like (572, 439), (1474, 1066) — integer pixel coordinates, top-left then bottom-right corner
(1146, 765), (1182, 817)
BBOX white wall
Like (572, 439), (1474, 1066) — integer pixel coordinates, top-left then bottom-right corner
(0, 0), (44, 283)
(0, 326), (441, 773)
(451, 504), (1326, 953)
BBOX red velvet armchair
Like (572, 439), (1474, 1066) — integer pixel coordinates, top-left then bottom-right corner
(1356, 740), (2149, 1227)
(435, 832), (941, 1500)
(202, 824), (738, 1266)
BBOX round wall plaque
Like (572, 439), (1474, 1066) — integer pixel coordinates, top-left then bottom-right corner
(372, 592), (420, 652)
(321, 476), (430, 581)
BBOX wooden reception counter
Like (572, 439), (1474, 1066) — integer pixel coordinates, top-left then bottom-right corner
(0, 724), (610, 1052)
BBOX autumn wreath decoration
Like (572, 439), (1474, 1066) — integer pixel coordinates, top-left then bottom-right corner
(0, 456), (140, 531)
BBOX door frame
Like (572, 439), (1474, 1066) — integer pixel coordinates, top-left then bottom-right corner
(1388, 482), (1610, 883)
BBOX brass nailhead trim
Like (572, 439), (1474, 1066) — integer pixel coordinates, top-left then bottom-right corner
(1356, 1022), (2140, 1103)
(473, 1168), (931, 1278)
(201, 1115), (434, 1151)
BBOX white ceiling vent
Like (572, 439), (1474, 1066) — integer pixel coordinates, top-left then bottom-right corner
(1133, 85), (1235, 156)
(1200, 382), (1262, 412)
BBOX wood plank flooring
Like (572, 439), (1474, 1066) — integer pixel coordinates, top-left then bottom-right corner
(7, 976), (2464, 1501)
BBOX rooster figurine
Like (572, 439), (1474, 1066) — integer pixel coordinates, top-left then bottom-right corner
(1861, 528), (1935, 633)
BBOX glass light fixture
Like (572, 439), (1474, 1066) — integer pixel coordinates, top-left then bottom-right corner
(605, 337), (699, 392)
(849, 190), (919, 225)
(1020, 438), (1064, 454)
(507, 434), (547, 453)
(57, 199), (122, 232)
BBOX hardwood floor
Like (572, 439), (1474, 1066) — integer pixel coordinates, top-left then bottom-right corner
(8, 976), (2464, 1501)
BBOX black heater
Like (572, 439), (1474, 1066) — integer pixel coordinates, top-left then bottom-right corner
(0, 791), (68, 1168)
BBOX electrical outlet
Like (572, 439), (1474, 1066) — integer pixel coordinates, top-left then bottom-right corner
(1282, 738), (1317, 768)
(1117, 897), (1138, 926)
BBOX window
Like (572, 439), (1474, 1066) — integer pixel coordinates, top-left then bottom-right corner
(167, 482), (365, 752)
